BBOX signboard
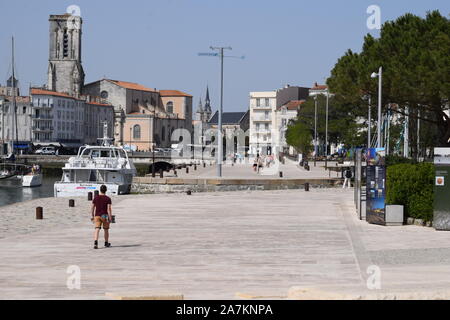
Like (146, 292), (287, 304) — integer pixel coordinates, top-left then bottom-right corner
(433, 148), (450, 230)
(434, 148), (450, 165)
(366, 148), (386, 225)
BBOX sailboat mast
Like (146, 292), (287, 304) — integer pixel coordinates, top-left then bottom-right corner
(12, 36), (18, 153)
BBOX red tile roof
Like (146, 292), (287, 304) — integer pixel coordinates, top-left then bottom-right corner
(107, 80), (156, 92)
(30, 88), (78, 99)
(310, 82), (328, 91)
(159, 90), (192, 97)
(280, 100), (305, 110)
(86, 101), (111, 107)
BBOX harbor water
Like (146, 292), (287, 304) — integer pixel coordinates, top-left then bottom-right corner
(0, 176), (59, 207)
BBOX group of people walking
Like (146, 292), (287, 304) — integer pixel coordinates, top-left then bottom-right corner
(252, 154), (275, 174)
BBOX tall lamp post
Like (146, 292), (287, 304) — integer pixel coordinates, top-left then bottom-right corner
(371, 66), (382, 148)
(152, 106), (156, 177)
(314, 95), (318, 167)
(198, 48), (244, 177)
(325, 89), (329, 168)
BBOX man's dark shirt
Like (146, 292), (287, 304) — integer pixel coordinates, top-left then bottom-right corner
(93, 195), (112, 216)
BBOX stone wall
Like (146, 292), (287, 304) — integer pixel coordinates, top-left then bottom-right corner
(131, 177), (341, 194)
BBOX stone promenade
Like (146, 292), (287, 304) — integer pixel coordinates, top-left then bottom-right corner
(1, 189), (450, 299)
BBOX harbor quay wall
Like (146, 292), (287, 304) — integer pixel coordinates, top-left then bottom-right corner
(131, 177), (342, 194)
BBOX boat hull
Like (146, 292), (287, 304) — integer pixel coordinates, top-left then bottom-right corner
(22, 174), (43, 187)
(54, 182), (132, 198)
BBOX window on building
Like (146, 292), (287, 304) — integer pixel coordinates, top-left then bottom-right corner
(265, 111), (269, 120)
(22, 106), (26, 114)
(256, 98), (260, 107)
(133, 125), (141, 140)
(101, 91), (108, 99)
(265, 98), (269, 106)
(63, 30), (69, 57)
(166, 101), (174, 114)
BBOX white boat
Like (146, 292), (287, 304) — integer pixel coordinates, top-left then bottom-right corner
(21, 173), (43, 187)
(54, 123), (136, 198)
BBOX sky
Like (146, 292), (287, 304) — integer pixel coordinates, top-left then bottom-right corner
(0, 0), (448, 113)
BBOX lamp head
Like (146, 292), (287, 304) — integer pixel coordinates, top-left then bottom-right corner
(371, 72), (378, 78)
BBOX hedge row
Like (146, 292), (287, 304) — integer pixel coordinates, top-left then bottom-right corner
(386, 162), (434, 222)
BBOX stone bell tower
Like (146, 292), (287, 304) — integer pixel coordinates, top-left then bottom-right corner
(47, 14), (85, 97)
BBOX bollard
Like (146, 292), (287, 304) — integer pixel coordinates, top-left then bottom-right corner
(69, 199), (75, 207)
(305, 182), (310, 192)
(186, 167), (189, 174)
(174, 169), (177, 176)
(279, 171), (283, 178)
(187, 190), (192, 196)
(36, 207), (43, 220)
(194, 164), (197, 171)
(160, 169), (164, 178)
(88, 192), (93, 201)
(203, 163), (206, 168)
(94, 190), (99, 198)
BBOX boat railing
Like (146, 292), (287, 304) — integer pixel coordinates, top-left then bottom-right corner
(67, 158), (124, 169)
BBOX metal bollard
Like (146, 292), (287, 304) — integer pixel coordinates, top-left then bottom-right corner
(305, 182), (310, 192)
(36, 207), (43, 220)
(187, 190), (192, 196)
(88, 192), (93, 201)
(186, 167), (189, 174)
(203, 163), (206, 168)
(174, 169), (177, 176)
(194, 164), (197, 171)
(69, 199), (75, 207)
(160, 169), (164, 178)
(279, 171), (283, 178)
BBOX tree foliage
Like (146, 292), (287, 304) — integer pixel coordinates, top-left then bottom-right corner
(326, 10), (449, 153)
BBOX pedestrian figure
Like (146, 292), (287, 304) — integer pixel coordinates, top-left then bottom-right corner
(253, 158), (258, 172)
(343, 168), (352, 189)
(91, 185), (113, 249)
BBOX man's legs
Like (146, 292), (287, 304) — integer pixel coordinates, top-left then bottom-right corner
(94, 228), (100, 241)
(104, 229), (109, 243)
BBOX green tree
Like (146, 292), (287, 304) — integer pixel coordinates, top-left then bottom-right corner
(327, 11), (450, 154)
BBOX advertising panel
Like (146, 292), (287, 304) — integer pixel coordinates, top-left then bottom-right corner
(366, 148), (386, 225)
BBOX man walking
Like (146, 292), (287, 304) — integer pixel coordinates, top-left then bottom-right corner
(343, 168), (352, 189)
(91, 185), (113, 249)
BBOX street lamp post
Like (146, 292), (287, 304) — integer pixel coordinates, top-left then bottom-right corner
(209, 46), (232, 177)
(325, 90), (329, 168)
(152, 107), (156, 178)
(368, 95), (371, 148)
(198, 47), (243, 177)
(371, 66), (383, 148)
(314, 95), (318, 167)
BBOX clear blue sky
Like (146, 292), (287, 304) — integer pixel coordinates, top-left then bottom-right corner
(0, 0), (448, 112)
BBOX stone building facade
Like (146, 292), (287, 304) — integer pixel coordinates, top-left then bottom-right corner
(82, 79), (193, 151)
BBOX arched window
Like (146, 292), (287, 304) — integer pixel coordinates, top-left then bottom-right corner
(166, 101), (174, 114)
(161, 126), (166, 141)
(133, 125), (141, 140)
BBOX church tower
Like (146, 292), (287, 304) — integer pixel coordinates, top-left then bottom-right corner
(47, 14), (85, 97)
(202, 86), (212, 122)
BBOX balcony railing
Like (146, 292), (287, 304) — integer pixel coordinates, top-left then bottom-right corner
(251, 116), (272, 122)
(253, 105), (272, 109)
(32, 126), (54, 132)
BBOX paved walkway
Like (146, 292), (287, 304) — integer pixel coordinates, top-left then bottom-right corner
(164, 161), (341, 180)
(1, 189), (450, 299)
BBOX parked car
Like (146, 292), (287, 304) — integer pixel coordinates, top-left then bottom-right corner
(34, 147), (56, 155)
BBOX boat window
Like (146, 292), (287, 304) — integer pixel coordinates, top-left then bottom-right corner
(91, 150), (100, 158)
(100, 150), (110, 158)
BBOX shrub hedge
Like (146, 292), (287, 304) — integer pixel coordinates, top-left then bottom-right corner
(386, 162), (434, 222)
